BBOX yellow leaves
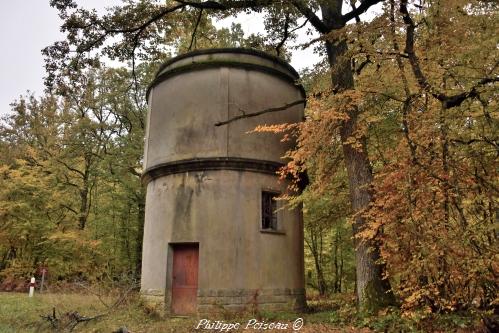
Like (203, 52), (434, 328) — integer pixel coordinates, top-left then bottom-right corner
(370, 124), (498, 310)
(305, 89), (364, 122)
(358, 220), (383, 241)
(49, 231), (102, 248)
(404, 290), (426, 308)
(0, 164), (9, 175)
(357, 228), (377, 241)
(49, 230), (79, 241)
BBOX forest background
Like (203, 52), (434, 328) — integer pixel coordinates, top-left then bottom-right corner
(0, 0), (497, 331)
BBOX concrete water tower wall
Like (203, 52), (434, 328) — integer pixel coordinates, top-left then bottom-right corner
(140, 49), (305, 314)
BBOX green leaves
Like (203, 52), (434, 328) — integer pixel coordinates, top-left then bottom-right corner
(0, 64), (149, 281)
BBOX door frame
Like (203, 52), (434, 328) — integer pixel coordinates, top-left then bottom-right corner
(165, 242), (199, 315)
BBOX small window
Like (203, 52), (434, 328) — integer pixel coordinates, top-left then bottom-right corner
(261, 191), (279, 230)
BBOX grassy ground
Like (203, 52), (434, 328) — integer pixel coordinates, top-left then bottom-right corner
(0, 292), (484, 332)
(0, 291), (363, 333)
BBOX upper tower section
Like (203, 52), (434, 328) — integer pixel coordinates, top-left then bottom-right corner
(143, 48), (305, 181)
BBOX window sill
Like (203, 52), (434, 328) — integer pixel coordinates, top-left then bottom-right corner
(260, 229), (286, 235)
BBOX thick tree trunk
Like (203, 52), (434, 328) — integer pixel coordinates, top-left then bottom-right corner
(340, 111), (394, 311)
(324, 35), (395, 311)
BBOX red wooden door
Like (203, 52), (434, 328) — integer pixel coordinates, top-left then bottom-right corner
(171, 244), (199, 315)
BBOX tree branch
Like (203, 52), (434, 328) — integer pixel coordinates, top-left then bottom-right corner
(188, 8), (204, 51)
(349, 0), (362, 23)
(440, 77), (499, 109)
(342, 0), (384, 25)
(105, 3), (186, 34)
(275, 13), (290, 56)
(290, 18), (309, 34)
(176, 0), (275, 10)
(400, 0), (498, 109)
(60, 204), (78, 215)
(355, 57), (372, 75)
(75, 3), (186, 55)
(361, 90), (406, 103)
(290, 0), (328, 34)
(56, 158), (85, 178)
(214, 99), (305, 126)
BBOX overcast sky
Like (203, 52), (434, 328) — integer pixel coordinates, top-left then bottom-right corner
(0, 1), (325, 116)
(0, 1), (120, 115)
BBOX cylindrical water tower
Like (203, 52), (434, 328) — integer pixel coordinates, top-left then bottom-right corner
(140, 48), (305, 315)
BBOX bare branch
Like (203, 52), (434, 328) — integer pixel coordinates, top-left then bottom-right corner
(400, 0), (498, 109)
(75, 282), (110, 309)
(342, 0), (384, 25)
(60, 204), (79, 215)
(176, 0), (275, 10)
(290, 0), (328, 33)
(290, 18), (309, 34)
(276, 13), (290, 56)
(105, 3), (186, 34)
(214, 99), (305, 126)
(350, 0), (362, 23)
(188, 9), (204, 51)
(361, 90), (407, 103)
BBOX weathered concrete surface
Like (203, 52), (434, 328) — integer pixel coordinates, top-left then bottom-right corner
(141, 170), (305, 312)
(143, 50), (304, 170)
(141, 49), (305, 313)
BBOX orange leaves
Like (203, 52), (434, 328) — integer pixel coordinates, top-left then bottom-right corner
(357, 220), (382, 241)
(368, 132), (498, 311)
(251, 123), (297, 134)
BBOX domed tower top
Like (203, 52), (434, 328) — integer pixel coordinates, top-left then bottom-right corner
(143, 48), (305, 183)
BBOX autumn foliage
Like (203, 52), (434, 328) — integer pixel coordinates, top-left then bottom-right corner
(367, 0), (497, 312)
(0, 0), (496, 325)
(274, 0), (498, 313)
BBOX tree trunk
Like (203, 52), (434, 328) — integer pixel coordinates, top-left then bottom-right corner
(306, 226), (327, 296)
(324, 33), (395, 311)
(315, 243), (328, 296)
(332, 228), (341, 293)
(78, 154), (91, 230)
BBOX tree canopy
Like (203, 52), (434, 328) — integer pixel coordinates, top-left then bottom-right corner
(0, 0), (497, 320)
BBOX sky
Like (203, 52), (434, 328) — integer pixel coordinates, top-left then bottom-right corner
(0, 1), (327, 117)
(0, 0), (121, 116)
(0, 1), (364, 116)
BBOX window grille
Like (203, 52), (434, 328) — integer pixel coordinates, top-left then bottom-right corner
(262, 191), (278, 230)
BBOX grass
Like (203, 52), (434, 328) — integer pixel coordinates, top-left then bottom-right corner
(0, 291), (486, 332)
(0, 292), (198, 333)
(0, 291), (359, 333)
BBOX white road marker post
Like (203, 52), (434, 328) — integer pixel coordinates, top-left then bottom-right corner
(28, 277), (35, 297)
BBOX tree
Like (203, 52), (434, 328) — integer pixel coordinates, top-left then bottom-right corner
(1, 7), (283, 286)
(0, 94), (105, 281)
(0, 62), (155, 282)
(45, 0), (394, 311)
(357, 0), (498, 312)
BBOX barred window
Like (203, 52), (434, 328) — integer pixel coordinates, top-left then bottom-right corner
(261, 191), (278, 230)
